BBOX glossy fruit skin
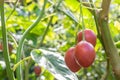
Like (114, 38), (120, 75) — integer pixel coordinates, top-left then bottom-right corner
(77, 29), (97, 47)
(34, 66), (41, 76)
(65, 47), (81, 72)
(75, 41), (96, 68)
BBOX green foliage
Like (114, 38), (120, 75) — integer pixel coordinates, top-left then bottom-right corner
(31, 49), (78, 80)
(0, 0), (120, 80)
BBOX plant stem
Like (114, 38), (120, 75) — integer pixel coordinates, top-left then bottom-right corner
(88, 1), (110, 79)
(37, 17), (53, 48)
(0, 0), (15, 80)
(79, 0), (85, 41)
(16, 0), (48, 80)
(13, 56), (31, 71)
(89, 0), (101, 39)
(37, 0), (62, 48)
(6, 0), (19, 21)
(98, 0), (120, 79)
(25, 59), (33, 80)
(99, 18), (120, 79)
(77, 0), (95, 14)
(8, 31), (18, 48)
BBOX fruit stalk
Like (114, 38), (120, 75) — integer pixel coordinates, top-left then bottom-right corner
(0, 0), (15, 80)
(79, 0), (85, 41)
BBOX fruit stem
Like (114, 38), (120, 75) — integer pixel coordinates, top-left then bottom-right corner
(79, 0), (86, 41)
(0, 0), (15, 80)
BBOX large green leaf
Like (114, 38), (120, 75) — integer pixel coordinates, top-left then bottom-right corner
(30, 49), (78, 80)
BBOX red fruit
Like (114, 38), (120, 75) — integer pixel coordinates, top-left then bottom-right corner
(34, 66), (41, 76)
(64, 47), (81, 72)
(75, 41), (96, 68)
(77, 29), (97, 46)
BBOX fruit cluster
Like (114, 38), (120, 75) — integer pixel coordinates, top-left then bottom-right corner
(64, 29), (97, 72)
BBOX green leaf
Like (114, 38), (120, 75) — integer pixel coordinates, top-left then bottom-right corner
(65, 0), (79, 10)
(60, 9), (79, 24)
(30, 49), (78, 80)
(30, 49), (43, 63)
(42, 70), (54, 80)
(115, 41), (120, 48)
(114, 0), (120, 4)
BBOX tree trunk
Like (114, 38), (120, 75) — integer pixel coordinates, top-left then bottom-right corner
(97, 10), (120, 80)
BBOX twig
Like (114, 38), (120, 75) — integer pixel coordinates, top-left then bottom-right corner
(77, 0), (96, 14)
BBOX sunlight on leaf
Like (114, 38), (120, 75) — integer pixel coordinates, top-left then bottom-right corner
(30, 49), (43, 63)
(30, 49), (78, 80)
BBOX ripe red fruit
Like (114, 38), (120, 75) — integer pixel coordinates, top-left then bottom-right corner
(64, 47), (81, 72)
(34, 66), (41, 76)
(75, 41), (96, 68)
(77, 29), (97, 46)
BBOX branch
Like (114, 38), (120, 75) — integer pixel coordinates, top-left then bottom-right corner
(16, 0), (48, 80)
(77, 0), (97, 15)
(98, 9), (120, 80)
(100, 0), (111, 19)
